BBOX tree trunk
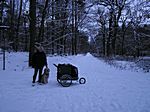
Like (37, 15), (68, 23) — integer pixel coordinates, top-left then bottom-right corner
(0, 0), (4, 43)
(107, 11), (113, 57)
(38, 0), (49, 42)
(72, 0), (75, 55)
(24, 17), (28, 51)
(9, 0), (15, 43)
(51, 0), (54, 54)
(63, 0), (68, 55)
(74, 0), (78, 55)
(112, 19), (118, 55)
(15, 0), (23, 51)
(102, 31), (105, 56)
(121, 22), (127, 56)
(29, 0), (36, 67)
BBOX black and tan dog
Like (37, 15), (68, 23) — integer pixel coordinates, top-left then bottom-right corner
(41, 68), (50, 84)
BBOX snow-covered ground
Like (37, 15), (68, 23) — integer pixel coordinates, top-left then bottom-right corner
(0, 52), (150, 112)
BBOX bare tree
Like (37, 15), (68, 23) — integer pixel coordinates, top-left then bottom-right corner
(29, 0), (36, 66)
(38, 0), (49, 42)
(15, 0), (23, 51)
(9, 0), (15, 43)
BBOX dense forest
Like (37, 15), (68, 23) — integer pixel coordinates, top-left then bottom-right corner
(0, 0), (149, 59)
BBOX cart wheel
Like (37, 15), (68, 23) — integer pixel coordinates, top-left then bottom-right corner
(79, 77), (86, 84)
(57, 78), (61, 83)
(60, 74), (72, 87)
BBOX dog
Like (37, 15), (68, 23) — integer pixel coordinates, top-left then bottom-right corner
(41, 68), (50, 84)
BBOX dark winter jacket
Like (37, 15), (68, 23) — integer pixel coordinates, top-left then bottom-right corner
(32, 51), (47, 68)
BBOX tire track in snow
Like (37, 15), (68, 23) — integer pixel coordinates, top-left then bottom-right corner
(110, 99), (123, 111)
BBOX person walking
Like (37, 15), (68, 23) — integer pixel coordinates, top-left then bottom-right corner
(32, 42), (48, 84)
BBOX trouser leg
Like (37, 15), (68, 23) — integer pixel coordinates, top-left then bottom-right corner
(38, 67), (43, 83)
(33, 68), (38, 83)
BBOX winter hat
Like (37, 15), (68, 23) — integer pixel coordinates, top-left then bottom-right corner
(34, 42), (41, 47)
(34, 42), (44, 52)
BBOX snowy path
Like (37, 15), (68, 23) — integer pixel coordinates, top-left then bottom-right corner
(0, 52), (150, 112)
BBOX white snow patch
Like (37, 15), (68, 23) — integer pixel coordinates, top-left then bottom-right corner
(0, 52), (150, 112)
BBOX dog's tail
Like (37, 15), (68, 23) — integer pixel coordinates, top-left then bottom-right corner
(53, 64), (58, 68)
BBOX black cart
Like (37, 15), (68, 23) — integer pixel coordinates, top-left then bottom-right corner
(54, 64), (86, 87)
